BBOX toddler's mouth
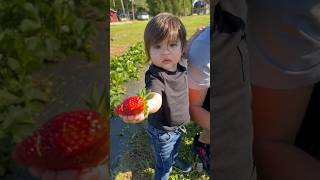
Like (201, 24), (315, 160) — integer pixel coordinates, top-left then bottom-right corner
(162, 59), (171, 63)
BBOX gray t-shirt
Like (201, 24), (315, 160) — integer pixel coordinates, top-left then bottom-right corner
(145, 63), (190, 131)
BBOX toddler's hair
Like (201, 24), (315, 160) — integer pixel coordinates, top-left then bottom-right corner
(144, 12), (187, 60)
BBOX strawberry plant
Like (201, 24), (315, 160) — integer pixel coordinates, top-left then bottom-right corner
(0, 0), (107, 176)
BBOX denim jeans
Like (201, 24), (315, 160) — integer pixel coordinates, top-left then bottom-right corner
(147, 123), (182, 180)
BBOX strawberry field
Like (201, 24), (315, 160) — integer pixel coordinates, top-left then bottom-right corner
(110, 15), (210, 180)
(0, 0), (107, 177)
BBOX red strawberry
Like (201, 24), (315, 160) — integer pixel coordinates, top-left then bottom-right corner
(12, 85), (109, 170)
(114, 89), (154, 119)
(12, 110), (108, 170)
(114, 103), (125, 116)
(122, 96), (145, 115)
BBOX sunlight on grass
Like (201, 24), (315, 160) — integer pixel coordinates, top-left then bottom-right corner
(115, 171), (132, 180)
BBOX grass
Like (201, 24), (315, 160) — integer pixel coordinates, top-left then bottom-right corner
(110, 15), (210, 58)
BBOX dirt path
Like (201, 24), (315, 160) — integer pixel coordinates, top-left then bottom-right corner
(110, 66), (148, 173)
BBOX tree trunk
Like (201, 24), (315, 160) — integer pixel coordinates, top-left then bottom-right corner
(112, 0), (115, 9)
(131, 0), (135, 20)
(183, 0), (186, 16)
(120, 0), (125, 15)
(190, 0), (193, 15)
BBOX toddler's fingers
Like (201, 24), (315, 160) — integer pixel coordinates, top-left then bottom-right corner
(134, 114), (145, 123)
(120, 115), (130, 123)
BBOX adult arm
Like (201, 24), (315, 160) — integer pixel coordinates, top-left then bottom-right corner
(189, 88), (210, 130)
(252, 85), (320, 180)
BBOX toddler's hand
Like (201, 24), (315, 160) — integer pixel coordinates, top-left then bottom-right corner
(119, 113), (146, 123)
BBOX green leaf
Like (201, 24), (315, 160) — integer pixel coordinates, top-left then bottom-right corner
(2, 106), (25, 129)
(0, 89), (19, 107)
(23, 2), (35, 12)
(74, 18), (86, 33)
(0, 32), (4, 41)
(28, 101), (45, 114)
(11, 123), (36, 143)
(61, 25), (70, 33)
(0, 130), (5, 140)
(0, 164), (5, 176)
(7, 57), (20, 71)
(23, 56), (42, 73)
(45, 37), (60, 51)
(25, 36), (41, 51)
(24, 87), (47, 101)
(19, 19), (41, 32)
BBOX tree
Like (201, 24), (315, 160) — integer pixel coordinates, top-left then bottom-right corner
(146, 0), (159, 15)
(135, 0), (148, 12)
(146, 0), (185, 15)
(131, 0), (135, 20)
(163, 0), (172, 14)
(179, 0), (191, 16)
(112, 0), (115, 8)
(183, 0), (186, 16)
(171, 0), (180, 15)
(120, 0), (126, 14)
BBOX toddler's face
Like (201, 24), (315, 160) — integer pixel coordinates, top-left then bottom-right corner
(149, 38), (182, 72)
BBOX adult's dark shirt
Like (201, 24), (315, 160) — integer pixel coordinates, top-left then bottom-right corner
(212, 0), (256, 180)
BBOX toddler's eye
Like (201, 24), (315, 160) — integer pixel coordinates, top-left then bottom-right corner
(170, 43), (177, 47)
(153, 45), (161, 49)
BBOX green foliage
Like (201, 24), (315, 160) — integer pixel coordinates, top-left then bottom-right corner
(171, 0), (180, 15)
(110, 42), (147, 111)
(0, 0), (106, 176)
(178, 0), (191, 16)
(146, 0), (191, 16)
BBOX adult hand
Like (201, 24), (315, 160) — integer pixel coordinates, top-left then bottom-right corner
(28, 162), (109, 180)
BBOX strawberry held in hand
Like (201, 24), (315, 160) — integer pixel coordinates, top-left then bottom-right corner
(12, 85), (109, 170)
(114, 89), (154, 119)
(115, 96), (145, 116)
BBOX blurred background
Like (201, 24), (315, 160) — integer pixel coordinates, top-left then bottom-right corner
(0, 0), (107, 179)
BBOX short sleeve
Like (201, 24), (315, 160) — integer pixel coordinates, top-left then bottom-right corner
(145, 73), (165, 95)
(187, 29), (210, 90)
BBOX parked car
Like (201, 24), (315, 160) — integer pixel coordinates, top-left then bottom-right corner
(118, 13), (129, 21)
(136, 12), (149, 20)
